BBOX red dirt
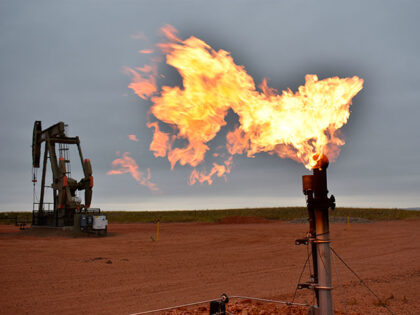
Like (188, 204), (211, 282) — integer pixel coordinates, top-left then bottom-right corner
(0, 220), (419, 314)
(217, 216), (273, 224)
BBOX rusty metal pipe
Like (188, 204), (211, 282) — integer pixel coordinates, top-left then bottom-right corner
(302, 155), (335, 315)
(313, 157), (334, 315)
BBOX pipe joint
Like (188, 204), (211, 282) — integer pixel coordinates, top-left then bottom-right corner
(315, 285), (333, 291)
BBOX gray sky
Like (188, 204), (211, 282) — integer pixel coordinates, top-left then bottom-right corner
(1, 0), (419, 211)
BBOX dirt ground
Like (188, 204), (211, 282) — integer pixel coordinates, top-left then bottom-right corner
(0, 219), (419, 315)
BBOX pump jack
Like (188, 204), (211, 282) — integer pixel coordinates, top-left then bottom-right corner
(32, 121), (107, 232)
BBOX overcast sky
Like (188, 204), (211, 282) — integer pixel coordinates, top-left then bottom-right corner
(1, 0), (419, 211)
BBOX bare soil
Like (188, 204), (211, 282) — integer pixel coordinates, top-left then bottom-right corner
(0, 219), (419, 314)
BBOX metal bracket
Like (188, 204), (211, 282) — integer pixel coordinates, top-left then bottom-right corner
(209, 293), (229, 315)
(305, 195), (336, 211)
(315, 285), (333, 290)
(295, 238), (309, 246)
(297, 282), (315, 290)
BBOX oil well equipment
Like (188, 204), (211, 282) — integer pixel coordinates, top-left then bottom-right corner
(31, 121), (107, 234)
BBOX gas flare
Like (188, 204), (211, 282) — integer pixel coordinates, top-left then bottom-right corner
(128, 134), (139, 142)
(107, 152), (158, 191)
(126, 25), (363, 184)
(123, 66), (157, 100)
(139, 49), (154, 54)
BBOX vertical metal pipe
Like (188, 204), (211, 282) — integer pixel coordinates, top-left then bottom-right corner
(307, 193), (319, 304)
(302, 175), (319, 306)
(46, 136), (60, 226)
(313, 163), (333, 315)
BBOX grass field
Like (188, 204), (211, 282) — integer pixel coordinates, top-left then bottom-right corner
(1, 207), (419, 225)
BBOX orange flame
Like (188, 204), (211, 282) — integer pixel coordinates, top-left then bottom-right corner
(123, 66), (157, 100)
(139, 49), (154, 54)
(126, 25), (364, 184)
(189, 156), (233, 185)
(146, 122), (171, 158)
(107, 152), (158, 191)
(128, 134), (139, 142)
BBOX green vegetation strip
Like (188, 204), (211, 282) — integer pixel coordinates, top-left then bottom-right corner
(0, 208), (419, 225)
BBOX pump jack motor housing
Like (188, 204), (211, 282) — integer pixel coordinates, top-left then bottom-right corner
(31, 121), (107, 234)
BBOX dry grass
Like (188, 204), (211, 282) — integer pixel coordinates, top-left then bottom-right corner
(1, 207), (419, 225)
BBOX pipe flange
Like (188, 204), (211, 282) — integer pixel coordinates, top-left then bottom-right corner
(315, 285), (333, 290)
